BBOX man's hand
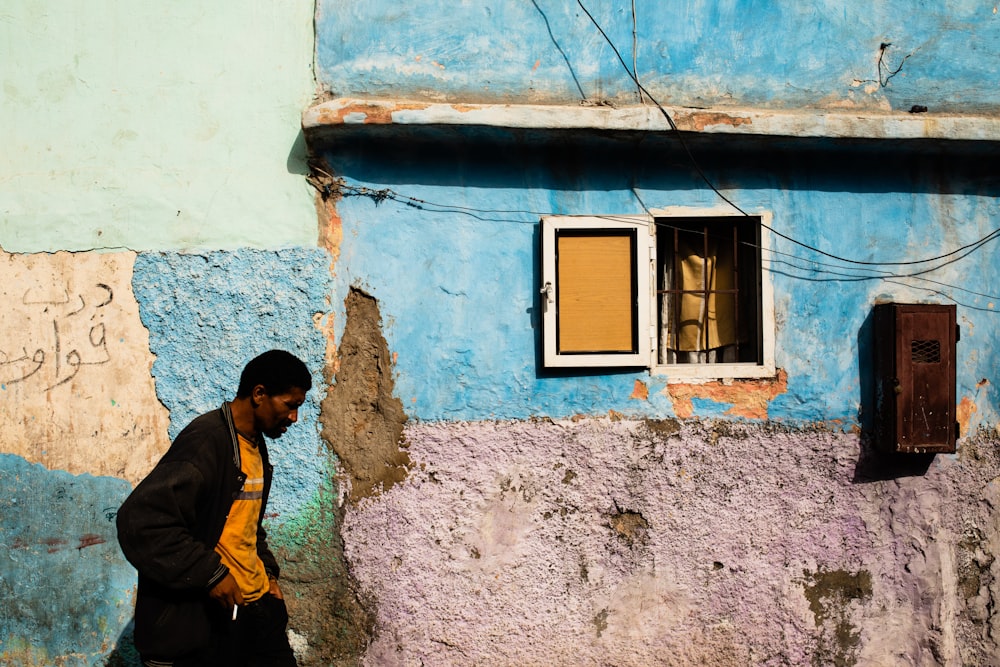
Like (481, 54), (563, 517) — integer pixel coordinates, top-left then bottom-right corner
(268, 576), (284, 600)
(208, 572), (244, 608)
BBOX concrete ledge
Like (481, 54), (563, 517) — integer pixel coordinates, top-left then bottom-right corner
(304, 97), (1000, 142)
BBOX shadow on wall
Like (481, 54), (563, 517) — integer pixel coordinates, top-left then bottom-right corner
(312, 124), (1000, 200)
(103, 619), (140, 667)
(287, 128), (310, 176)
(853, 307), (934, 482)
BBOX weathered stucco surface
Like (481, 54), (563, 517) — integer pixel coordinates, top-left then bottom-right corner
(343, 419), (1000, 666)
(311, 5), (1000, 659)
(323, 287), (410, 503)
(0, 250), (169, 484)
(0, 455), (134, 666)
(318, 133), (1000, 430)
(317, 0), (1000, 114)
(0, 248), (338, 666)
(3, 0), (1000, 664)
(273, 287), (409, 667)
(131, 249), (334, 519)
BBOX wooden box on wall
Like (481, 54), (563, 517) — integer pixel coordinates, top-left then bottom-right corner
(873, 303), (958, 454)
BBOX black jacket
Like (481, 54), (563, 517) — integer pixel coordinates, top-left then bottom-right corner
(116, 403), (279, 658)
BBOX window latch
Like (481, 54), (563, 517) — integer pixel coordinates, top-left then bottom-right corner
(539, 281), (553, 303)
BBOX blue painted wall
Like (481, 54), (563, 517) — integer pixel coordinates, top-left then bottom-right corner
(318, 0), (1000, 113)
(321, 135), (999, 428)
(131, 249), (334, 520)
(0, 249), (334, 665)
(315, 0), (1000, 430)
(0, 455), (134, 666)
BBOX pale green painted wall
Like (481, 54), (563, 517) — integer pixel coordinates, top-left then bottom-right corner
(0, 1), (317, 253)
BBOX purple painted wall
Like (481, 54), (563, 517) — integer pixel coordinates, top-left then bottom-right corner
(344, 420), (1000, 666)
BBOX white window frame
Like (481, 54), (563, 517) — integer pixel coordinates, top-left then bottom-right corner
(541, 208), (776, 379)
(541, 215), (653, 367)
(650, 206), (776, 380)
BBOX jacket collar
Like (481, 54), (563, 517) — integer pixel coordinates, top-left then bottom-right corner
(220, 402), (271, 471)
(220, 402), (241, 470)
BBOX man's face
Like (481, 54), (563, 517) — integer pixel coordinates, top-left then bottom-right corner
(253, 385), (307, 439)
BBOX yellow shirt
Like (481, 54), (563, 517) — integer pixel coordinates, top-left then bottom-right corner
(214, 433), (269, 603)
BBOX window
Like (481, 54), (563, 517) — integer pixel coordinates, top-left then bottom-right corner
(541, 210), (775, 378)
(540, 216), (651, 367)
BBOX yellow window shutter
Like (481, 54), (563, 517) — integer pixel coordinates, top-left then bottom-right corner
(557, 234), (634, 353)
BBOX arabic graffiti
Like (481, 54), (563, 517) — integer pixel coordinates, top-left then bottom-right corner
(0, 283), (114, 391)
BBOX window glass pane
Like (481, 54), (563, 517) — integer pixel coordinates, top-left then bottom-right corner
(656, 217), (761, 365)
(674, 230), (736, 351)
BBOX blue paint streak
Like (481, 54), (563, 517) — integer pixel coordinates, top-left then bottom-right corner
(0, 454), (134, 666)
(690, 396), (735, 417)
(132, 249), (334, 521)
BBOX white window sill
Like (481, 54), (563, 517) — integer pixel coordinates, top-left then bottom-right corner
(653, 363), (778, 382)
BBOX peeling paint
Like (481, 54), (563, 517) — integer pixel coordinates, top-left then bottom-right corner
(958, 395), (978, 436)
(343, 420), (1000, 665)
(317, 1), (1000, 116)
(0, 249), (169, 484)
(608, 508), (649, 545)
(315, 101), (431, 126)
(322, 288), (409, 502)
(272, 473), (375, 666)
(314, 183), (343, 266)
(131, 249), (332, 518)
(801, 568), (873, 667)
(630, 379), (648, 400)
(679, 110), (754, 131)
(666, 369), (789, 419)
(0, 454), (134, 665)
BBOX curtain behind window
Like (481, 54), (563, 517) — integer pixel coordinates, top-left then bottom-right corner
(661, 233), (737, 364)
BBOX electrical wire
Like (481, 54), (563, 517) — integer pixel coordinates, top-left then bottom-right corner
(654, 218), (1000, 280)
(759, 245), (1000, 301)
(329, 177), (1000, 303)
(648, 217), (1000, 302)
(573, 0), (736, 206)
(305, 4), (997, 304)
(572, 0), (1000, 269)
(334, 182), (551, 218)
(631, 0), (642, 104)
(763, 251), (1000, 306)
(314, 0), (1000, 303)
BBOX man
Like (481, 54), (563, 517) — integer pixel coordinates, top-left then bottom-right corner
(117, 349), (311, 667)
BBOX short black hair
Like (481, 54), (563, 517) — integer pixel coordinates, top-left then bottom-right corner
(236, 350), (312, 398)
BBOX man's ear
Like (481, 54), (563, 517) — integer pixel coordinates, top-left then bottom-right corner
(251, 384), (268, 405)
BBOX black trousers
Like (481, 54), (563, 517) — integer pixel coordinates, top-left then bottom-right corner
(142, 595), (297, 667)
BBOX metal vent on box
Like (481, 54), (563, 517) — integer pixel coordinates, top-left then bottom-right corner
(910, 339), (941, 364)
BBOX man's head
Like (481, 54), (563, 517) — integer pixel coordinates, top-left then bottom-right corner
(237, 350), (312, 438)
(237, 350), (312, 398)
